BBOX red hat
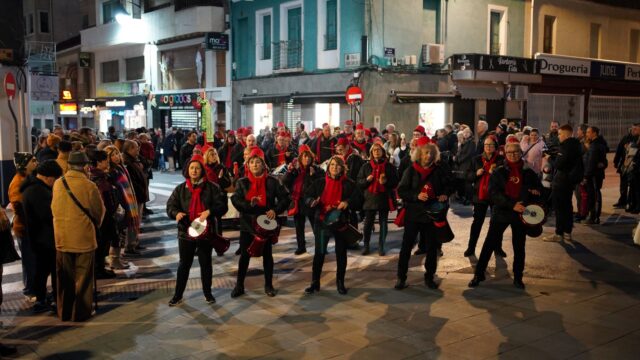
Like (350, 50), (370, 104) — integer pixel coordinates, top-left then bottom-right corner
(237, 127), (245, 136)
(194, 144), (202, 151)
(201, 144), (213, 154)
(345, 119), (354, 126)
(277, 121), (285, 127)
(372, 138), (384, 146)
(355, 123), (365, 130)
(298, 144), (312, 154)
(506, 136), (519, 144)
(414, 125), (426, 136)
(228, 130), (236, 137)
(248, 147), (265, 161)
(416, 136), (432, 147)
(277, 131), (290, 138)
(364, 128), (371, 136)
(337, 137), (350, 146)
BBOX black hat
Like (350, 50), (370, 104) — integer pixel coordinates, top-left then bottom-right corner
(68, 151), (91, 165)
(36, 160), (63, 178)
(14, 152), (35, 170)
(58, 140), (72, 152)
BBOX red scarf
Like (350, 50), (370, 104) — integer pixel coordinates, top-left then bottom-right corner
(276, 144), (287, 165)
(186, 179), (206, 222)
(368, 158), (387, 194)
(478, 153), (498, 201)
(315, 136), (334, 162)
(412, 162), (435, 181)
(505, 160), (524, 200)
(320, 174), (344, 217)
(291, 164), (307, 201)
(224, 143), (234, 168)
(205, 163), (219, 184)
(245, 170), (267, 207)
(352, 140), (367, 154)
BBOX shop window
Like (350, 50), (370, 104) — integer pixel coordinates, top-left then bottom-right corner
(543, 15), (556, 54)
(39, 11), (49, 33)
(630, 29), (640, 63)
(590, 23), (601, 58)
(253, 103), (273, 131)
(314, 103), (339, 129)
(126, 56), (145, 81)
(145, 0), (172, 12)
(101, 60), (119, 83)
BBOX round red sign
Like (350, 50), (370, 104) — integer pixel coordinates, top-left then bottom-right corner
(4, 72), (16, 100)
(345, 86), (364, 105)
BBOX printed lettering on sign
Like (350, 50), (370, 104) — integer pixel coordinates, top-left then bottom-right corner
(537, 55), (591, 77)
(625, 65), (640, 81)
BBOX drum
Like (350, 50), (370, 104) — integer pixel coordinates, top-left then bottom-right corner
(424, 201), (449, 222)
(212, 233), (231, 256)
(271, 164), (288, 177)
(520, 204), (547, 226)
(187, 218), (209, 240)
(323, 209), (362, 246)
(248, 214), (282, 257)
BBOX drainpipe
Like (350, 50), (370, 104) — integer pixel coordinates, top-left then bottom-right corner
(530, 0), (535, 57)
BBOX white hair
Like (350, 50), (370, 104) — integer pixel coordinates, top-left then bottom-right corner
(477, 121), (488, 131)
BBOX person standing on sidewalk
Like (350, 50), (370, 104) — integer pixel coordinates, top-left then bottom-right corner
(166, 154), (228, 306)
(583, 126), (609, 224)
(122, 140), (148, 256)
(612, 125), (638, 209)
(163, 128), (178, 172)
(52, 151), (105, 321)
(543, 125), (584, 242)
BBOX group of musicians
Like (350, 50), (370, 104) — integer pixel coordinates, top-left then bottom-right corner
(165, 121), (542, 306)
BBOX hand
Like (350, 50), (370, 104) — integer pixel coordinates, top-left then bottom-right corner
(337, 201), (348, 210)
(528, 189), (540, 196)
(250, 196), (262, 207)
(476, 169), (484, 176)
(176, 212), (187, 222)
(310, 197), (320, 208)
(218, 169), (224, 178)
(198, 210), (210, 222)
(266, 210), (276, 220)
(379, 174), (387, 184)
(438, 195), (448, 202)
(309, 167), (314, 176)
(513, 202), (526, 213)
(367, 174), (374, 182)
(418, 192), (429, 201)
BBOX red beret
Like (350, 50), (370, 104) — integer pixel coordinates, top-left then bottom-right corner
(337, 137), (350, 146)
(356, 123), (364, 130)
(414, 125), (426, 135)
(507, 136), (519, 144)
(277, 131), (290, 138)
(201, 144), (213, 154)
(416, 136), (432, 147)
(248, 147), (265, 161)
(228, 130), (235, 137)
(237, 127), (245, 135)
(277, 121), (285, 127)
(364, 129), (371, 136)
(188, 154), (206, 170)
(298, 144), (312, 154)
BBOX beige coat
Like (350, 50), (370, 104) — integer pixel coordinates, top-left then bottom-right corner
(56, 152), (69, 174)
(52, 169), (105, 253)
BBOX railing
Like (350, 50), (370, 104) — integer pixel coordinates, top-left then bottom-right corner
(273, 40), (303, 72)
(324, 34), (337, 51)
(174, 0), (223, 11)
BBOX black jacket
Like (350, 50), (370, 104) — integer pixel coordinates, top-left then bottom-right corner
(357, 159), (399, 210)
(266, 144), (297, 169)
(231, 175), (290, 232)
(218, 142), (245, 168)
(305, 175), (357, 225)
(488, 162), (542, 223)
(123, 153), (149, 203)
(205, 163), (233, 191)
(614, 133), (637, 171)
(20, 176), (55, 251)
(456, 141), (476, 177)
(179, 142), (196, 168)
(475, 132), (489, 155)
(166, 180), (228, 241)
(552, 137), (584, 189)
(469, 153), (505, 204)
(282, 164), (325, 216)
(584, 136), (609, 179)
(310, 136), (337, 163)
(397, 162), (453, 224)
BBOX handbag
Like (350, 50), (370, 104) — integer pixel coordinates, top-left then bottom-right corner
(61, 177), (101, 238)
(0, 229), (21, 264)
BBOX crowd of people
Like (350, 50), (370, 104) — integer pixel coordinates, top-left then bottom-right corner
(0, 117), (638, 352)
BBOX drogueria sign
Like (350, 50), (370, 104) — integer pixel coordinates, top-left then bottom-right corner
(536, 53), (640, 81)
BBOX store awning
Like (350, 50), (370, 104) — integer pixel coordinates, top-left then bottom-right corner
(390, 91), (455, 104)
(456, 84), (504, 100)
(241, 91), (346, 105)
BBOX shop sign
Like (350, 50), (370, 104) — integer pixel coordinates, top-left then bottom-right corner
(452, 54), (539, 74)
(537, 55), (591, 77)
(591, 61), (625, 80)
(30, 74), (59, 101)
(626, 64), (640, 81)
(537, 54), (640, 82)
(205, 32), (229, 51)
(384, 47), (395, 58)
(62, 90), (73, 100)
(106, 100), (126, 107)
(79, 52), (91, 68)
(59, 103), (78, 115)
(155, 93), (198, 109)
(97, 82), (144, 97)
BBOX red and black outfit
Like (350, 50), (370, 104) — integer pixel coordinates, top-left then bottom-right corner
(266, 144), (297, 169)
(204, 161), (232, 237)
(282, 161), (324, 254)
(218, 141), (245, 169)
(351, 139), (371, 159)
(304, 173), (356, 294)
(311, 135), (337, 163)
(166, 171), (228, 303)
(230, 170), (290, 297)
(357, 157), (399, 255)
(470, 160), (542, 288)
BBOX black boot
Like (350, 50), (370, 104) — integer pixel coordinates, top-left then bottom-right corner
(513, 277), (525, 289)
(264, 285), (277, 297)
(336, 280), (348, 295)
(424, 275), (439, 289)
(230, 285), (245, 298)
(361, 243), (370, 255)
(468, 274), (486, 287)
(394, 277), (408, 290)
(463, 248), (475, 257)
(304, 281), (320, 294)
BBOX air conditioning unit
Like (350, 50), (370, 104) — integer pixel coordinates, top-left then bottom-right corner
(345, 53), (361, 68)
(422, 44), (445, 65)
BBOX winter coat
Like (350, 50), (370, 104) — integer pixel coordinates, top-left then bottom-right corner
(123, 153), (149, 203)
(8, 173), (26, 238)
(218, 142), (245, 168)
(552, 137), (584, 190)
(266, 144), (297, 169)
(163, 133), (177, 157)
(310, 136), (337, 163)
(521, 139), (546, 175)
(205, 163), (232, 190)
(456, 140), (476, 178)
(52, 169), (106, 253)
(179, 142), (196, 169)
(357, 159), (399, 210)
(231, 175), (290, 233)
(397, 162), (453, 224)
(21, 175), (55, 251)
(305, 175), (357, 225)
(469, 153), (505, 204)
(56, 152), (70, 174)
(488, 163), (542, 224)
(584, 136), (609, 179)
(166, 180), (228, 241)
(282, 163), (325, 216)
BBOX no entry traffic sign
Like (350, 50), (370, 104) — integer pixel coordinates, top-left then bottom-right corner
(345, 85), (364, 105)
(4, 72), (16, 100)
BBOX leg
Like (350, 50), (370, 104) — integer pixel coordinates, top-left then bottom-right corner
(312, 226), (328, 283)
(586, 176), (596, 221)
(617, 173), (628, 206)
(293, 209), (307, 253)
(594, 176), (604, 221)
(56, 251), (75, 321)
(474, 220), (509, 278)
(17, 236), (36, 295)
(362, 210), (375, 254)
(233, 232), (253, 294)
(378, 210), (389, 255)
(396, 221), (420, 281)
(196, 239), (214, 297)
(423, 223), (439, 285)
(173, 238), (197, 299)
(335, 235), (348, 294)
(72, 252), (95, 322)
(262, 240), (274, 289)
(510, 220), (527, 287)
(467, 202), (489, 254)
(33, 251), (49, 304)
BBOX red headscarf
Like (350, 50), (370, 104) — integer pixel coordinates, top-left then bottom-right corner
(368, 158), (387, 194)
(505, 159), (524, 200)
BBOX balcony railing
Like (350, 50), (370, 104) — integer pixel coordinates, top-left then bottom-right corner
(273, 40), (303, 72)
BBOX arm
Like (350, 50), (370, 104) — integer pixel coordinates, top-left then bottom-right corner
(356, 163), (372, 190)
(166, 185), (183, 220)
(386, 163), (400, 190)
(272, 179), (291, 215)
(488, 170), (516, 210)
(397, 168), (418, 203)
(88, 184), (106, 227)
(230, 180), (254, 213)
(208, 183), (228, 218)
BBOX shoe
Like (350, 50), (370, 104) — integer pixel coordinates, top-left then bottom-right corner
(378, 249), (386, 256)
(574, 216), (585, 223)
(463, 249), (474, 257)
(216, 252), (225, 257)
(204, 294), (216, 304)
(542, 234), (562, 242)
(414, 248), (426, 255)
(230, 286), (245, 298)
(424, 276), (439, 289)
(294, 248), (307, 255)
(495, 249), (507, 257)
(304, 281), (320, 295)
(144, 208), (154, 215)
(513, 279), (526, 289)
(0, 344), (17, 356)
(336, 280), (348, 295)
(627, 208), (640, 214)
(110, 259), (130, 270)
(468, 274), (486, 288)
(585, 218), (600, 225)
(123, 249), (141, 257)
(33, 301), (50, 314)
(168, 296), (183, 307)
(394, 278), (408, 290)
(362, 245), (370, 255)
(562, 233), (573, 242)
(264, 286), (277, 297)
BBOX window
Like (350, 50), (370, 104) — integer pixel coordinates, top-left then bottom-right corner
(630, 29), (640, 63)
(487, 5), (507, 56)
(325, 0), (337, 50)
(39, 11), (49, 33)
(262, 15), (271, 60)
(590, 23), (601, 58)
(489, 11), (502, 55)
(103, 1), (115, 24)
(101, 60), (119, 83)
(82, 14), (90, 29)
(144, 0), (172, 12)
(125, 56), (144, 81)
(543, 15), (556, 54)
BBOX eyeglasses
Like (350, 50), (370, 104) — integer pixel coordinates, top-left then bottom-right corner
(505, 151), (521, 155)
(484, 143), (496, 147)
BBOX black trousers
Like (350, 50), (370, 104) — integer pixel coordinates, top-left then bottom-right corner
(468, 202), (504, 252)
(312, 225), (347, 283)
(618, 172), (629, 205)
(236, 231), (273, 288)
(363, 210), (389, 249)
(56, 251), (94, 322)
(553, 186), (574, 235)
(586, 176), (604, 220)
(34, 249), (56, 303)
(628, 173), (640, 210)
(397, 221), (439, 280)
(474, 219), (526, 280)
(174, 238), (213, 299)
(294, 208), (315, 251)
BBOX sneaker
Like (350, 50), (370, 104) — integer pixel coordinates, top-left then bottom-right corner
(168, 297), (183, 307)
(294, 248), (307, 255)
(494, 249), (507, 257)
(204, 294), (216, 304)
(463, 249), (475, 257)
(542, 234), (562, 242)
(562, 233), (573, 242)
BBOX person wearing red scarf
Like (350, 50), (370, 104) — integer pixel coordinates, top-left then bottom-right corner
(266, 131), (295, 169)
(352, 124), (371, 159)
(166, 155), (228, 306)
(396, 142), (452, 290)
(304, 156), (356, 295)
(465, 136), (505, 257)
(230, 148), (291, 298)
(283, 145), (324, 255)
(469, 141), (542, 290)
(218, 130), (244, 169)
(202, 145), (232, 238)
(312, 123), (337, 163)
(357, 142), (399, 256)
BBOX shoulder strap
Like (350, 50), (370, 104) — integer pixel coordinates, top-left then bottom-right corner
(61, 177), (98, 227)
(521, 139), (540, 159)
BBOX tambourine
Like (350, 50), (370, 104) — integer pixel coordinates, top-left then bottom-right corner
(520, 204), (547, 226)
(187, 218), (209, 240)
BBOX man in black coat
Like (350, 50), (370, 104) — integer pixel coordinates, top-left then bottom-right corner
(310, 124), (337, 163)
(179, 131), (198, 170)
(543, 125), (583, 242)
(613, 125), (639, 209)
(583, 126), (609, 224)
